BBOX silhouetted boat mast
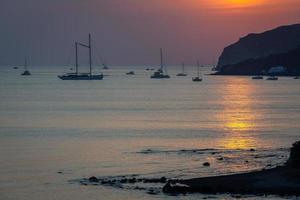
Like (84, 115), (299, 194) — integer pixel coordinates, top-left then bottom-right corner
(77, 34), (92, 75)
(192, 60), (202, 82)
(150, 48), (170, 79)
(177, 62), (187, 76)
(21, 58), (31, 76)
(58, 34), (103, 80)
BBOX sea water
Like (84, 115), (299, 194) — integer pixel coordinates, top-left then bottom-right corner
(0, 66), (300, 200)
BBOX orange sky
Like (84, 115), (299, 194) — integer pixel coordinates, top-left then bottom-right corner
(0, 0), (300, 66)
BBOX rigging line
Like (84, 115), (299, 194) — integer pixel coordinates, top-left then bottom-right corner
(91, 38), (107, 68)
(65, 42), (75, 71)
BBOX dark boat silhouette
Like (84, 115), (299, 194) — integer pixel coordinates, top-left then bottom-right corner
(252, 75), (264, 79)
(192, 61), (202, 82)
(176, 62), (187, 76)
(102, 62), (109, 70)
(151, 48), (170, 79)
(21, 59), (31, 76)
(266, 76), (278, 80)
(294, 76), (299, 79)
(58, 34), (103, 80)
(126, 71), (135, 75)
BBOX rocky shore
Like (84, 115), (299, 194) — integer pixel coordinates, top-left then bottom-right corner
(162, 141), (300, 196)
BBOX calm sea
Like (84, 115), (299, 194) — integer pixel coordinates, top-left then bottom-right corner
(0, 66), (300, 200)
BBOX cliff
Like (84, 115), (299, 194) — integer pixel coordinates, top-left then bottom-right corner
(216, 46), (300, 76)
(217, 24), (300, 71)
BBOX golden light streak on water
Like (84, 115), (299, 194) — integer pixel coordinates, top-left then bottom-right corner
(217, 78), (260, 149)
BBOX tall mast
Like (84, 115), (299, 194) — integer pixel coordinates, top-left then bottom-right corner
(160, 48), (163, 71)
(89, 34), (92, 76)
(182, 62), (185, 73)
(75, 42), (78, 75)
(24, 58), (27, 71)
(197, 60), (200, 77)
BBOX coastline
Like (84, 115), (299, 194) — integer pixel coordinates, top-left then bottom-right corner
(162, 141), (300, 196)
(163, 166), (300, 196)
(210, 72), (299, 77)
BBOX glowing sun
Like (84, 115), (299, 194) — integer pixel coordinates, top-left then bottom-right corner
(220, 0), (265, 8)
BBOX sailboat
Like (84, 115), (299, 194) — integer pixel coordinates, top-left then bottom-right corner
(176, 62), (187, 76)
(21, 58), (31, 76)
(58, 34), (103, 80)
(192, 61), (202, 82)
(151, 48), (170, 79)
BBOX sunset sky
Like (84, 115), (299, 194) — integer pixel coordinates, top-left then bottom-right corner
(0, 0), (300, 66)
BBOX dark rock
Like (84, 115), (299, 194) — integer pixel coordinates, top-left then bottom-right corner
(203, 162), (210, 167)
(142, 177), (167, 183)
(217, 157), (224, 161)
(120, 179), (127, 183)
(88, 176), (99, 182)
(160, 177), (167, 183)
(101, 179), (110, 184)
(128, 178), (137, 183)
(287, 141), (300, 168)
(250, 148), (256, 152)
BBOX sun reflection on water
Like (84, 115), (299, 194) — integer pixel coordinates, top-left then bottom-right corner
(217, 78), (261, 149)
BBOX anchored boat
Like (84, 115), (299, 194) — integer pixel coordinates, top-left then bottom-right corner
(21, 58), (31, 76)
(192, 61), (202, 82)
(266, 76), (278, 81)
(58, 34), (103, 80)
(252, 75), (264, 80)
(151, 48), (170, 79)
(176, 62), (187, 76)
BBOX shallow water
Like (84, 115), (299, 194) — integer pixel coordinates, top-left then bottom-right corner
(0, 66), (300, 199)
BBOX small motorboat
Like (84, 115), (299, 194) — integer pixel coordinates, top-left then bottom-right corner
(151, 69), (170, 79)
(294, 76), (299, 79)
(126, 71), (135, 75)
(192, 77), (202, 82)
(266, 76), (278, 81)
(252, 75), (264, 80)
